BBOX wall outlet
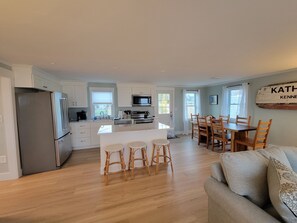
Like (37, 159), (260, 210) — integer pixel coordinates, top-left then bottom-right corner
(0, 155), (7, 164)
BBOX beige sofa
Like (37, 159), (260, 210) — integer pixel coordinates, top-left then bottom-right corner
(204, 145), (297, 223)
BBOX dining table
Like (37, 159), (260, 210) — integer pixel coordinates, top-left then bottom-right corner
(223, 123), (257, 152)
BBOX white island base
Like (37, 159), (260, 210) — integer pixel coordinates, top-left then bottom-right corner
(99, 123), (169, 175)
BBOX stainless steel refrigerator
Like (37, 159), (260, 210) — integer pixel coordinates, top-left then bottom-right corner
(16, 91), (72, 175)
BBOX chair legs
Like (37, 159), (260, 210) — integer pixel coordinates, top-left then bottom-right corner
(104, 149), (127, 185)
(129, 147), (151, 179)
(151, 143), (173, 174)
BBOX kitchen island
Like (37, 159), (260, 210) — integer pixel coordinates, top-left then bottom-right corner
(99, 121), (170, 175)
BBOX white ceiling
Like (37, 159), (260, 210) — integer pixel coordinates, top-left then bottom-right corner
(1, 0), (297, 86)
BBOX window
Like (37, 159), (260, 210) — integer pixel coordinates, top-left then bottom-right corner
(185, 92), (196, 119)
(229, 87), (243, 119)
(158, 93), (170, 114)
(221, 83), (249, 121)
(184, 91), (200, 119)
(90, 88), (114, 118)
(183, 90), (201, 134)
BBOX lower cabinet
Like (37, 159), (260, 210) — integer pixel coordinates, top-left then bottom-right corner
(70, 120), (113, 150)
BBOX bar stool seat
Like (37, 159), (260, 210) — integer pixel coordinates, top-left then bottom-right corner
(127, 141), (150, 179)
(151, 139), (173, 174)
(104, 143), (127, 185)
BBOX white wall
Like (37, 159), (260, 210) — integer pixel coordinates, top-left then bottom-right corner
(0, 63), (21, 180)
(174, 87), (208, 133)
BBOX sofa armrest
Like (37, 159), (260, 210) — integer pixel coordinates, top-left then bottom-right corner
(204, 177), (281, 223)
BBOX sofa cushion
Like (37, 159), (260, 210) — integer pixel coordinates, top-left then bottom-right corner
(258, 146), (291, 167)
(277, 145), (297, 172)
(211, 162), (227, 184)
(268, 158), (297, 223)
(220, 151), (269, 207)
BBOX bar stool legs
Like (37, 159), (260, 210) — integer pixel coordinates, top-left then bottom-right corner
(128, 141), (150, 179)
(104, 144), (127, 185)
(151, 139), (173, 175)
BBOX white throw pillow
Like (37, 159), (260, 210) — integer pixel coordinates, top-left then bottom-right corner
(267, 158), (297, 223)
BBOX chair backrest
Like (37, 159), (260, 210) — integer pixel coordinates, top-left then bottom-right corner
(253, 119), (272, 148)
(219, 115), (230, 124)
(197, 116), (209, 134)
(211, 119), (225, 140)
(206, 115), (214, 124)
(236, 115), (251, 126)
(191, 113), (199, 122)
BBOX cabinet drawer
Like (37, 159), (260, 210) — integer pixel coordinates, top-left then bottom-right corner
(70, 123), (90, 132)
(72, 128), (90, 137)
(72, 137), (90, 147)
(76, 123), (90, 129)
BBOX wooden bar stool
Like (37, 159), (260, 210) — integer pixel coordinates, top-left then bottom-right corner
(127, 141), (150, 179)
(104, 144), (127, 185)
(151, 139), (173, 174)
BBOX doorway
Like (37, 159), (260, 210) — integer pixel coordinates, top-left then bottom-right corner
(156, 88), (174, 127)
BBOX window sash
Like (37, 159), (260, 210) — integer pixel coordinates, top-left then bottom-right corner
(228, 87), (243, 119)
(185, 92), (197, 119)
(90, 87), (114, 118)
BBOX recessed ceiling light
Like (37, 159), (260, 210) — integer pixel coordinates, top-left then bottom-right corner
(50, 62), (55, 65)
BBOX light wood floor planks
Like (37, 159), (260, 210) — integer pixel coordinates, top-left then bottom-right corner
(0, 136), (220, 223)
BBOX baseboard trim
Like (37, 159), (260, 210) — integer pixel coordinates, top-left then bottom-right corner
(0, 172), (19, 181)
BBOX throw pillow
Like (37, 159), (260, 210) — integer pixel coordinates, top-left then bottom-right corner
(220, 151), (269, 207)
(267, 158), (297, 223)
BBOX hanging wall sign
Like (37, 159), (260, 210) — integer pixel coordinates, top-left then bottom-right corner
(256, 81), (297, 110)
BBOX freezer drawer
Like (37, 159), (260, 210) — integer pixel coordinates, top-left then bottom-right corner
(55, 132), (72, 166)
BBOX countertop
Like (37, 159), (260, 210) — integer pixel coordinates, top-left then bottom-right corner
(69, 119), (114, 123)
(98, 121), (171, 134)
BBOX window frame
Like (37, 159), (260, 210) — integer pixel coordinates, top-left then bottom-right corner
(89, 87), (115, 119)
(185, 91), (199, 120)
(157, 93), (171, 115)
(228, 86), (243, 121)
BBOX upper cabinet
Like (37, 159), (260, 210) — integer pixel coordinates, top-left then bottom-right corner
(13, 65), (61, 92)
(117, 83), (156, 107)
(132, 86), (151, 95)
(62, 82), (88, 108)
(117, 86), (132, 107)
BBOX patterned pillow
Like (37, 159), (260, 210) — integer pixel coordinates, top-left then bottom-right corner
(268, 158), (297, 222)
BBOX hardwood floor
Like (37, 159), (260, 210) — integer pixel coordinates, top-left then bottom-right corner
(0, 136), (220, 223)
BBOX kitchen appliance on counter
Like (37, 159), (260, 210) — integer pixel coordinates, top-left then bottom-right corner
(132, 95), (152, 107)
(131, 111), (154, 124)
(123, 110), (132, 119)
(114, 119), (134, 125)
(77, 110), (87, 121)
(16, 91), (72, 175)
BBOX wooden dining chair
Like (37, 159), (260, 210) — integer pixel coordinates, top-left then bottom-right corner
(197, 116), (211, 148)
(236, 115), (251, 137)
(211, 119), (231, 152)
(236, 115), (251, 126)
(235, 119), (272, 151)
(190, 113), (199, 139)
(219, 115), (230, 124)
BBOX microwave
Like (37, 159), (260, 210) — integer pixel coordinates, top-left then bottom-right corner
(132, 95), (152, 107)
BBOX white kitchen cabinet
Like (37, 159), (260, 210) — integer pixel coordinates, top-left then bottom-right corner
(70, 122), (91, 150)
(13, 65), (62, 92)
(132, 86), (151, 95)
(117, 86), (132, 107)
(70, 120), (113, 150)
(62, 82), (88, 108)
